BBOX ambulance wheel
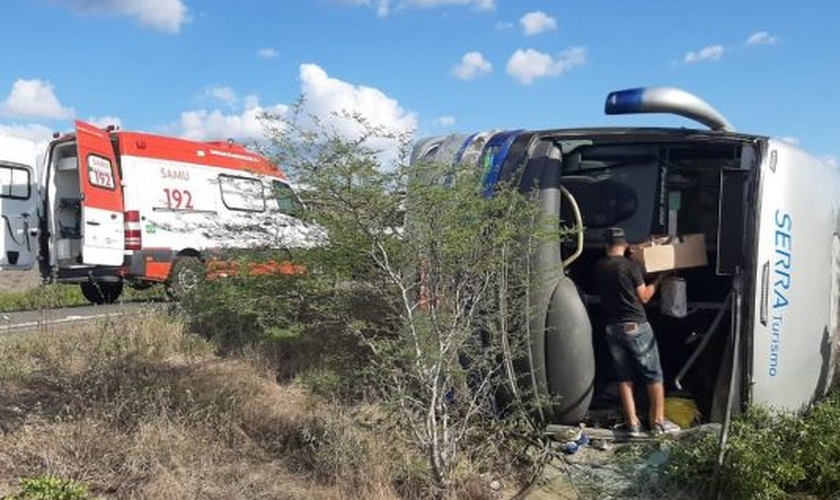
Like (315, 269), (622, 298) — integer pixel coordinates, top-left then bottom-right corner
(166, 256), (205, 300)
(80, 280), (124, 305)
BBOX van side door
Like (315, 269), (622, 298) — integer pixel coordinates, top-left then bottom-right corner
(75, 120), (124, 266)
(0, 160), (37, 270)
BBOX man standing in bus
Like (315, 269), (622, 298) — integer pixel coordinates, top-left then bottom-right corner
(593, 227), (680, 436)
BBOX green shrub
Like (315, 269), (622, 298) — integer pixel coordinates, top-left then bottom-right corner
(242, 105), (552, 496)
(5, 477), (90, 500)
(722, 408), (805, 499)
(798, 389), (840, 496)
(662, 428), (719, 496)
(180, 269), (317, 351)
(665, 387), (840, 499)
(180, 269), (394, 402)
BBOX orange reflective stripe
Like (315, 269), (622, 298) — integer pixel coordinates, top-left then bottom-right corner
(145, 261), (172, 281)
(117, 132), (287, 179)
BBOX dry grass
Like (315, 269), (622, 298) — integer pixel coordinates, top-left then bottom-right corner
(0, 312), (405, 499)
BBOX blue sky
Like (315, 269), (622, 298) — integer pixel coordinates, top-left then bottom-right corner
(0, 0), (837, 166)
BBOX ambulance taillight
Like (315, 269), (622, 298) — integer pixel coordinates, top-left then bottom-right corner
(124, 210), (142, 250)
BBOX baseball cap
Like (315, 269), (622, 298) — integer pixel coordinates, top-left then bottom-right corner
(603, 227), (627, 245)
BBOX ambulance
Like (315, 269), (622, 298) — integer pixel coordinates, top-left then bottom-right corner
(0, 121), (312, 304)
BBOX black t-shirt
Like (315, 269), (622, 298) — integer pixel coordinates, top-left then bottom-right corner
(593, 255), (648, 325)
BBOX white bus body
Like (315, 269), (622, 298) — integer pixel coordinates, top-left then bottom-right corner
(750, 139), (839, 410)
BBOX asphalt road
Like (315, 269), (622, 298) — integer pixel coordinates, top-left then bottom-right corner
(0, 301), (167, 335)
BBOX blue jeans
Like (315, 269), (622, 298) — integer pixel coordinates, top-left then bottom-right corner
(605, 321), (664, 384)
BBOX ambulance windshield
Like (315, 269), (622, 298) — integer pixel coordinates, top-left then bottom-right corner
(272, 181), (304, 217)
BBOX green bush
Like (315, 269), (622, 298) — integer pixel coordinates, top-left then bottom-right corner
(662, 428), (719, 497)
(666, 387), (840, 499)
(798, 389), (840, 496)
(5, 477), (90, 500)
(722, 408), (806, 499)
(175, 106), (550, 496)
(180, 269), (318, 351)
(180, 267), (395, 402)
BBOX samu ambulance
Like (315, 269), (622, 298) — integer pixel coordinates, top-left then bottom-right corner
(0, 120), (312, 304)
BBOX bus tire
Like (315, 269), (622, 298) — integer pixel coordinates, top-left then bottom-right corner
(80, 280), (124, 305)
(166, 256), (204, 300)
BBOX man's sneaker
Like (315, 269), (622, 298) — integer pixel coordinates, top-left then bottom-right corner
(652, 419), (681, 436)
(613, 422), (642, 437)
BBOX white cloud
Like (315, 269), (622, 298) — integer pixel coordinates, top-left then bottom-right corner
(342, 0), (390, 16)
(0, 79), (74, 120)
(451, 52), (492, 80)
(823, 155), (839, 169)
(436, 116), (456, 126)
(495, 21), (513, 30)
(506, 47), (586, 85)
(204, 86), (238, 108)
(372, 0), (390, 17)
(298, 64), (417, 165)
(746, 31), (777, 46)
(347, 0), (494, 17)
(779, 136), (800, 145)
(176, 96), (288, 143)
(170, 64), (417, 166)
(0, 123), (56, 145)
(258, 48), (279, 58)
(87, 116), (123, 129)
(684, 45), (725, 63)
(519, 11), (557, 36)
(48, 0), (189, 33)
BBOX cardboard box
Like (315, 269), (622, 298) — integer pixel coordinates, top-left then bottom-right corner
(629, 233), (708, 273)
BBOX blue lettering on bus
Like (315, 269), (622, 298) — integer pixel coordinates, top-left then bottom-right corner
(769, 209), (792, 377)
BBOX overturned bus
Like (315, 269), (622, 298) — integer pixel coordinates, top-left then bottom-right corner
(412, 87), (840, 428)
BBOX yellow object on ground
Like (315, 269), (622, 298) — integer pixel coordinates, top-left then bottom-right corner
(665, 397), (701, 428)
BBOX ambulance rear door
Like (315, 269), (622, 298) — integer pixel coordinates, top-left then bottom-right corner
(75, 120), (124, 266)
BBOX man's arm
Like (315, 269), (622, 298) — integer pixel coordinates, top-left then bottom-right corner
(636, 273), (666, 304)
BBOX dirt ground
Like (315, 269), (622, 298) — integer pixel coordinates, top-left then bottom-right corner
(523, 424), (720, 499)
(0, 269), (42, 294)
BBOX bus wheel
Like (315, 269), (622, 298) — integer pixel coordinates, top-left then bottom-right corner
(166, 256), (205, 300)
(80, 280), (124, 305)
